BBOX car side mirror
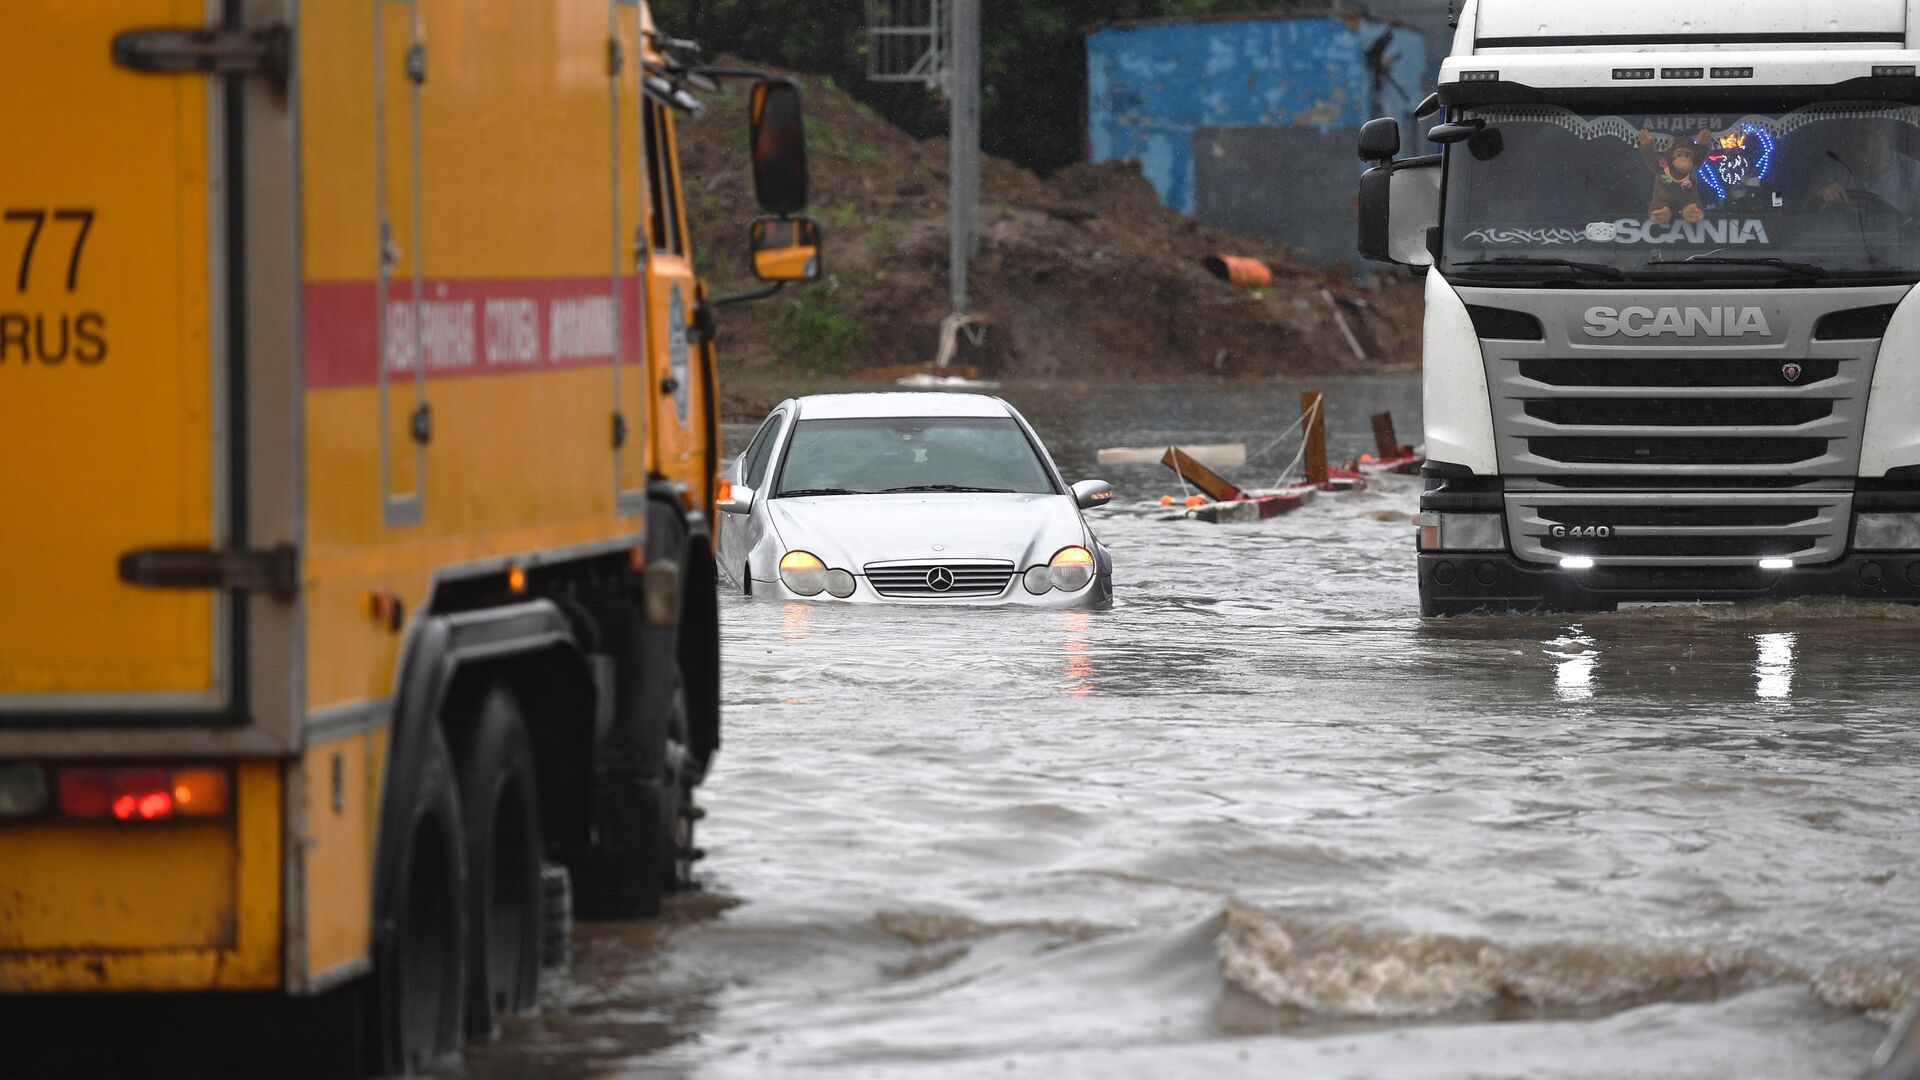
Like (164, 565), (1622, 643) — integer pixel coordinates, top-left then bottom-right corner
(1358, 156), (1441, 268)
(718, 483), (755, 515)
(1358, 117), (1401, 164)
(751, 215), (823, 283)
(749, 79), (809, 215)
(1072, 479), (1114, 511)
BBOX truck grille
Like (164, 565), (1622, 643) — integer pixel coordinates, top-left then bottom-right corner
(1506, 492), (1852, 568)
(1526, 435), (1831, 467)
(1487, 350), (1873, 479)
(863, 560), (1015, 598)
(1460, 286), (1902, 567)
(1517, 358), (1842, 388)
(1521, 398), (1834, 428)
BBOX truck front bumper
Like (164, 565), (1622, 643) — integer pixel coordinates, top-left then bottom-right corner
(1419, 551), (1920, 616)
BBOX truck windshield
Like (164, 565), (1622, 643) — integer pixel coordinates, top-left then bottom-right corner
(1441, 102), (1920, 284)
(774, 417), (1057, 496)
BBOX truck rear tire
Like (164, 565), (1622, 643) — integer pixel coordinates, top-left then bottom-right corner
(540, 862), (573, 969)
(660, 685), (701, 892)
(452, 686), (544, 1038)
(570, 684), (695, 918)
(367, 725), (468, 1076)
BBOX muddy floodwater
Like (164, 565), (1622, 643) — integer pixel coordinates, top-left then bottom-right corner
(458, 378), (1920, 1079)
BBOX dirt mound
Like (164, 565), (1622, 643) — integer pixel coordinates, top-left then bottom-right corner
(678, 60), (1423, 396)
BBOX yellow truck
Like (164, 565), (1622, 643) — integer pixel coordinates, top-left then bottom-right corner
(0, 0), (819, 1071)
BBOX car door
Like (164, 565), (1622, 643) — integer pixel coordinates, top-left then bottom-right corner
(718, 409), (786, 584)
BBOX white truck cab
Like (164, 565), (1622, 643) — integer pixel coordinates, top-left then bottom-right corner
(1361, 0), (1920, 614)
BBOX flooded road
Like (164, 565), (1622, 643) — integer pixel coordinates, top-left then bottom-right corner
(460, 378), (1920, 1079)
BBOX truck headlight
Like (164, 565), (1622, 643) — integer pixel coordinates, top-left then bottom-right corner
(1855, 513), (1920, 551)
(779, 551), (829, 595)
(1415, 512), (1506, 552)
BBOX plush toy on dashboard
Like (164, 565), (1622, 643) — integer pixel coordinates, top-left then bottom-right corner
(1638, 128), (1716, 225)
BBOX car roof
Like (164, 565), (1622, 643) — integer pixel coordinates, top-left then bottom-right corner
(792, 393), (1014, 421)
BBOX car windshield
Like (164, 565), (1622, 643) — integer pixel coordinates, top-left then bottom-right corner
(1440, 101), (1920, 284)
(774, 417), (1057, 496)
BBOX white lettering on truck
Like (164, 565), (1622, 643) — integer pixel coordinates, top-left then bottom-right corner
(1583, 306), (1773, 339)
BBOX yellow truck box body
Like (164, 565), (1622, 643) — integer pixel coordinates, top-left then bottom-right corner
(0, 0), (224, 706)
(2, 0), (720, 995)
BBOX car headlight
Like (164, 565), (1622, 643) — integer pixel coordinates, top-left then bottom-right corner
(1022, 566), (1052, 594)
(779, 552), (857, 598)
(1855, 513), (1920, 551)
(779, 551), (829, 596)
(1048, 546), (1095, 592)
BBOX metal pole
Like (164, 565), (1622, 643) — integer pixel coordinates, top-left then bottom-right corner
(948, 0), (978, 314)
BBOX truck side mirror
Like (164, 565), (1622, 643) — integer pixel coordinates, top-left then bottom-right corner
(1358, 117), (1401, 164)
(1358, 157), (1441, 268)
(750, 216), (823, 283)
(749, 79), (809, 216)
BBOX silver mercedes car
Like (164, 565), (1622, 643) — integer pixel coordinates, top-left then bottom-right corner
(718, 393), (1115, 607)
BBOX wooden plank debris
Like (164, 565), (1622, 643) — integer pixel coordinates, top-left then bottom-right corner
(1159, 447), (1245, 503)
(1099, 443), (1246, 467)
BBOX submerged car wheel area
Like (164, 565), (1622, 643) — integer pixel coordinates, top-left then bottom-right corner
(718, 393), (1115, 608)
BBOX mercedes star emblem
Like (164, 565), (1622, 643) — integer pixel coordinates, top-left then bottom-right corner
(925, 566), (955, 592)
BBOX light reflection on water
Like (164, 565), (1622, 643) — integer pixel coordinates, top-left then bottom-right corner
(1548, 630), (1597, 703)
(1755, 632), (1796, 701)
(457, 378), (1920, 1080)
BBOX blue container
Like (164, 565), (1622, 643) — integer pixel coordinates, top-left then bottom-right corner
(1086, 15), (1430, 266)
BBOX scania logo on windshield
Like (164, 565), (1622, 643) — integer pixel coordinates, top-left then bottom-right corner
(1583, 306), (1772, 339)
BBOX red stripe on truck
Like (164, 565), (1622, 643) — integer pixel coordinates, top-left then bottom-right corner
(303, 277), (648, 389)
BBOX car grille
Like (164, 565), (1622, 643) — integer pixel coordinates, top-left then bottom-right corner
(1506, 491), (1852, 568)
(863, 560), (1016, 598)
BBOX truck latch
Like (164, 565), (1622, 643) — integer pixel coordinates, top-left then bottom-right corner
(119, 544), (300, 601)
(112, 24), (292, 84)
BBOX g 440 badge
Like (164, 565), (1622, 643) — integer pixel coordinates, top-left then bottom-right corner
(1549, 525), (1614, 539)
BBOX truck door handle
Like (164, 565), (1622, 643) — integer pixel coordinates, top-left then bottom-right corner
(112, 24), (292, 84)
(119, 544), (300, 600)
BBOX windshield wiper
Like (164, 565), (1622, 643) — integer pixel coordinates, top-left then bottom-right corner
(1651, 255), (1831, 278)
(1452, 256), (1626, 280)
(778, 487), (863, 497)
(875, 484), (1015, 494)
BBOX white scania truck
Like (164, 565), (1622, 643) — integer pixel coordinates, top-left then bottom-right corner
(1359, 0), (1920, 614)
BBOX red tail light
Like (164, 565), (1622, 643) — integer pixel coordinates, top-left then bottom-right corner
(111, 770), (174, 821)
(54, 765), (230, 822)
(56, 769), (111, 819)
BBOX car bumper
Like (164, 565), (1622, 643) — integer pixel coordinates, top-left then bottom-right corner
(752, 572), (1113, 609)
(1419, 551), (1920, 615)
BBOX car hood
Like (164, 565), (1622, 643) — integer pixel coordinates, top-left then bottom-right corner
(765, 493), (1088, 571)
